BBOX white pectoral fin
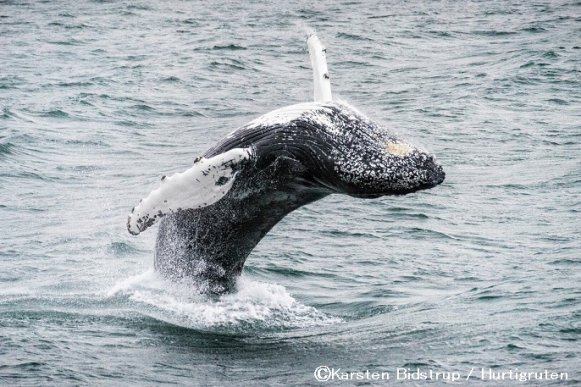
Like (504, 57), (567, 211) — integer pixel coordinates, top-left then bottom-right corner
(307, 34), (332, 102)
(127, 148), (253, 235)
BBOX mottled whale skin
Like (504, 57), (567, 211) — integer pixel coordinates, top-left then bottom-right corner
(128, 36), (445, 293)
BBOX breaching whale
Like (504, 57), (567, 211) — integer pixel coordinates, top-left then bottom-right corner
(128, 35), (445, 293)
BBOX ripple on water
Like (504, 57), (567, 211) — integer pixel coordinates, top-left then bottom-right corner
(107, 242), (140, 257)
(336, 32), (373, 41)
(0, 142), (14, 157)
(1, 0), (580, 383)
(194, 44), (248, 51)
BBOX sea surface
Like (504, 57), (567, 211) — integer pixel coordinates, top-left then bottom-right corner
(1, 0), (580, 385)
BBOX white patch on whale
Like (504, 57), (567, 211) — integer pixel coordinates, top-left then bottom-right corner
(127, 147), (253, 235)
(244, 102), (335, 130)
(307, 34), (332, 102)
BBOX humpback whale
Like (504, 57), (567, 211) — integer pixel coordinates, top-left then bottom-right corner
(128, 35), (445, 293)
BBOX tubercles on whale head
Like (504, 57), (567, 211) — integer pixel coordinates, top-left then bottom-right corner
(334, 137), (445, 197)
(318, 106), (445, 198)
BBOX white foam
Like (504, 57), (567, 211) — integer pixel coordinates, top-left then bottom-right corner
(107, 271), (341, 331)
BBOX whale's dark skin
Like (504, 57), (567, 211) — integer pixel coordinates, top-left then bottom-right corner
(153, 101), (445, 293)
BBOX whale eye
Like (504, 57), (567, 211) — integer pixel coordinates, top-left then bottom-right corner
(384, 142), (412, 155)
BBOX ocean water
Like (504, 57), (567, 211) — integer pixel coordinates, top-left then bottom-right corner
(1, 0), (579, 385)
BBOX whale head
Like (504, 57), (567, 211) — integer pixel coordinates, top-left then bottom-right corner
(243, 101), (445, 199)
(326, 103), (445, 197)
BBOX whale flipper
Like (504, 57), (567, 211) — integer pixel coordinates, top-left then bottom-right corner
(307, 34), (332, 102)
(127, 147), (253, 235)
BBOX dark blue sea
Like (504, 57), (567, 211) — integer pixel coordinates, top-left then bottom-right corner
(1, 1), (579, 385)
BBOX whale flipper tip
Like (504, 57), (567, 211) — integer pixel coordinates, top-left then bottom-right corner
(307, 34), (333, 102)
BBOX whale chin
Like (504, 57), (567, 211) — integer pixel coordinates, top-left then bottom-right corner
(347, 179), (445, 198)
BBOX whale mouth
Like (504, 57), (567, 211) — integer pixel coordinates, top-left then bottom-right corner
(433, 165), (446, 185)
(425, 159), (446, 186)
(396, 153), (446, 194)
(404, 162), (446, 194)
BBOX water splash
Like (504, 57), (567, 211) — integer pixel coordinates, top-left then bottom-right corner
(107, 270), (341, 332)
